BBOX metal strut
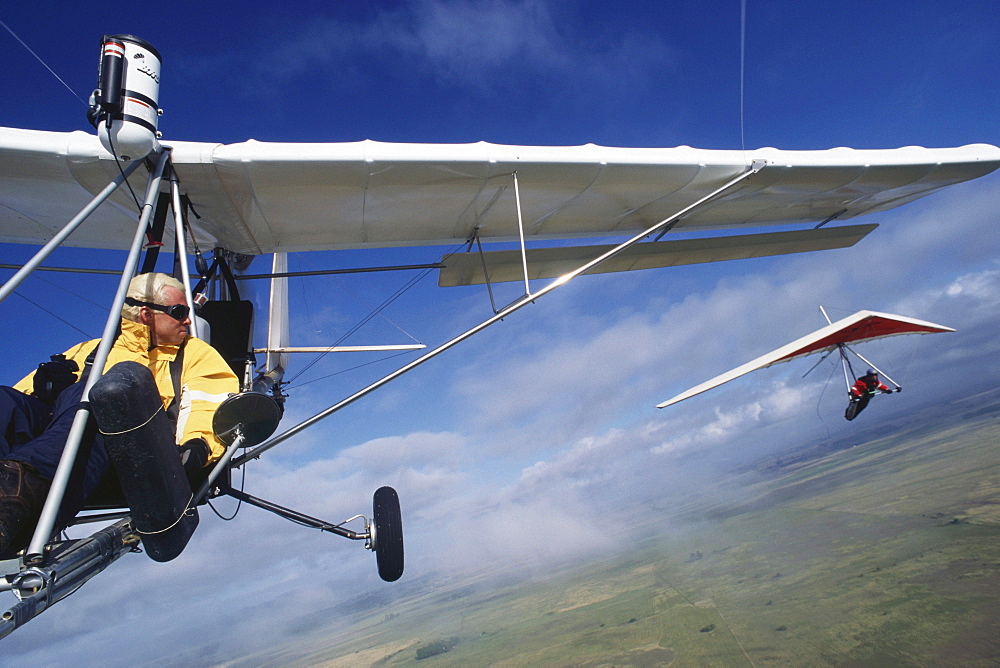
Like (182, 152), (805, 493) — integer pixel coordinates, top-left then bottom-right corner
(841, 342), (901, 389)
(25, 149), (173, 563)
(232, 161), (766, 467)
(1, 519), (139, 640)
(0, 158), (144, 305)
(224, 489), (370, 541)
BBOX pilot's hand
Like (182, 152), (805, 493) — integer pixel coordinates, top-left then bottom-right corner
(33, 355), (79, 404)
(896, 387), (902, 393)
(178, 438), (210, 474)
(882, 389), (893, 394)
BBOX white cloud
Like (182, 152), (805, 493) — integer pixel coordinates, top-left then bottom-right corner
(215, 0), (677, 98)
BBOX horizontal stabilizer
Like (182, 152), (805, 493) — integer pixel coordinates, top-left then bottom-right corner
(657, 310), (954, 408)
(439, 224), (877, 287)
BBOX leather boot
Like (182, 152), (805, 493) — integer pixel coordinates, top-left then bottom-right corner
(0, 460), (51, 558)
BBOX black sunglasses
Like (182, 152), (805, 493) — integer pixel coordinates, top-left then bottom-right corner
(125, 297), (190, 322)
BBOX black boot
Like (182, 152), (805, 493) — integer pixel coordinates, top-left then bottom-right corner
(0, 460), (50, 558)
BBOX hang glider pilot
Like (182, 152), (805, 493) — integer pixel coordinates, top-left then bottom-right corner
(850, 370), (894, 402)
(0, 273), (239, 557)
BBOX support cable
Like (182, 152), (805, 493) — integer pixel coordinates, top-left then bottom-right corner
(284, 243), (463, 387)
(0, 18), (88, 105)
(233, 165), (764, 467)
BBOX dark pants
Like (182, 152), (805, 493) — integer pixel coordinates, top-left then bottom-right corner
(0, 383), (109, 529)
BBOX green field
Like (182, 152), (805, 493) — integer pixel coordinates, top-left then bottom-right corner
(236, 398), (1000, 667)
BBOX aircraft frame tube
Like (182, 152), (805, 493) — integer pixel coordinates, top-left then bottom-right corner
(233, 163), (763, 467)
(0, 519), (136, 639)
(191, 430), (245, 505)
(224, 489), (368, 540)
(264, 252), (289, 390)
(25, 150), (172, 562)
(512, 172), (531, 297)
(0, 158), (144, 305)
(170, 172), (198, 339)
(838, 345), (853, 393)
(842, 343), (901, 389)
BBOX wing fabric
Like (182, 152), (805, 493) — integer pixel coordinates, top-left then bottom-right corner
(438, 224), (878, 287)
(656, 310), (954, 408)
(2, 127), (999, 254)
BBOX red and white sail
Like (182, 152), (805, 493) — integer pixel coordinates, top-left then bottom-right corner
(656, 310), (954, 408)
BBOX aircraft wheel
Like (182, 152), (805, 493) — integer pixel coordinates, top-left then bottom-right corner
(372, 486), (404, 582)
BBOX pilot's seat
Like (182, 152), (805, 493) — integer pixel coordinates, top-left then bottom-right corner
(197, 298), (254, 384)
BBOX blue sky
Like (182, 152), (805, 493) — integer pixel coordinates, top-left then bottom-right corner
(2, 1), (999, 663)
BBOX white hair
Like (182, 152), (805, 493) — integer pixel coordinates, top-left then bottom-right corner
(122, 273), (185, 322)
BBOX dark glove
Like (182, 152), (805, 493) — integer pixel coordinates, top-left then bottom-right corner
(882, 389), (893, 394)
(178, 438), (210, 475)
(896, 387), (902, 393)
(33, 354), (80, 404)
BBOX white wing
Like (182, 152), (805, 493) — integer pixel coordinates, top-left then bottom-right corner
(2, 128), (998, 257)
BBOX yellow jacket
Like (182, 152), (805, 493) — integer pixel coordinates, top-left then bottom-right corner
(15, 319), (239, 463)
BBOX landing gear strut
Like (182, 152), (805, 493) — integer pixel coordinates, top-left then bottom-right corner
(223, 485), (404, 582)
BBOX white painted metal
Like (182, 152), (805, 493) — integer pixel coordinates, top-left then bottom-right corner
(512, 171), (531, 297)
(171, 173), (199, 340)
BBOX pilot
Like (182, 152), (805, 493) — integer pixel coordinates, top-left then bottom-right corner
(850, 369), (893, 399)
(0, 272), (238, 557)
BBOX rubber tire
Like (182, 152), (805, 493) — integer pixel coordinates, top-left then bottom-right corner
(372, 486), (404, 582)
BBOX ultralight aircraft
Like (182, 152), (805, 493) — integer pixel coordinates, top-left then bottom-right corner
(1, 34), (998, 638)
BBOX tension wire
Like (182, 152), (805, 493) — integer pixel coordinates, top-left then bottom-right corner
(740, 0), (747, 154)
(0, 17), (88, 106)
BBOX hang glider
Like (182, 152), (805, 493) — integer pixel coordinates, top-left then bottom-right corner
(656, 310), (955, 408)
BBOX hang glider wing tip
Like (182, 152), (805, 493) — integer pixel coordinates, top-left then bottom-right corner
(656, 396), (687, 409)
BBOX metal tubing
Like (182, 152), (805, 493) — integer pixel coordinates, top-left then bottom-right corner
(0, 519), (136, 639)
(170, 172), (198, 339)
(263, 253), (289, 391)
(474, 233), (499, 314)
(512, 172), (531, 297)
(25, 150), (172, 562)
(191, 430), (246, 505)
(0, 159), (144, 304)
(224, 489), (367, 540)
(842, 343), (901, 388)
(0, 264), (121, 275)
(838, 345), (854, 393)
(233, 164), (763, 467)
(232, 264), (445, 280)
